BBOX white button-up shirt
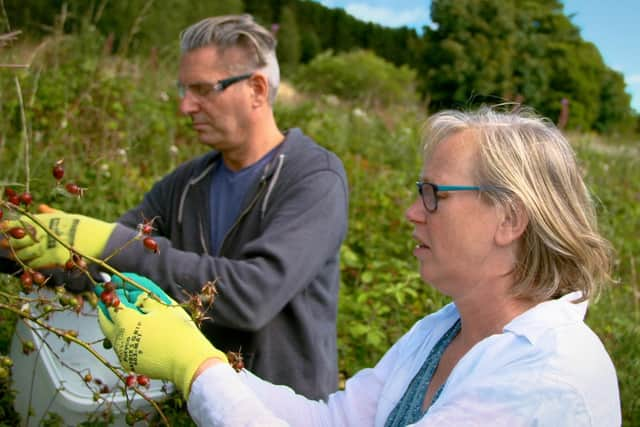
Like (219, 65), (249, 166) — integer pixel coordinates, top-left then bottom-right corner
(188, 292), (620, 426)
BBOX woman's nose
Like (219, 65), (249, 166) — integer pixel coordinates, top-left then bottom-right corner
(406, 197), (427, 223)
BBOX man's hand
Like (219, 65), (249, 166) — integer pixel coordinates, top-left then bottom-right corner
(1, 212), (115, 268)
(96, 273), (228, 398)
(95, 272), (173, 320)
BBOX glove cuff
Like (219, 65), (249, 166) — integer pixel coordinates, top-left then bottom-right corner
(174, 322), (228, 399)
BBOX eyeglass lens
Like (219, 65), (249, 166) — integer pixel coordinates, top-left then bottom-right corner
(417, 182), (436, 211)
(423, 183), (436, 211)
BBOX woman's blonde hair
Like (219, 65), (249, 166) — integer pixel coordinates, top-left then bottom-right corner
(422, 106), (614, 303)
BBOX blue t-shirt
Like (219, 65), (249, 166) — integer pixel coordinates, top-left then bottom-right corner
(209, 151), (276, 255)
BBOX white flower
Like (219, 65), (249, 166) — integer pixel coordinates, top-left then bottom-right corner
(100, 163), (111, 178)
(352, 108), (366, 118)
(117, 148), (128, 163)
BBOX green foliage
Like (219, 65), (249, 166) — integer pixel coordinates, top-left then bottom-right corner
(420, 0), (635, 132)
(1, 21), (639, 427)
(292, 50), (419, 108)
(276, 95), (444, 375)
(6, 0), (636, 133)
(0, 28), (199, 219)
(2, 0), (243, 56)
(275, 6), (301, 73)
(571, 138), (640, 424)
(0, 277), (20, 426)
(300, 30), (321, 63)
(0, 376), (20, 427)
(596, 69), (635, 134)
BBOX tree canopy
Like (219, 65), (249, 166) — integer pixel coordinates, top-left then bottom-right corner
(419, 0), (634, 131)
(3, 0), (636, 132)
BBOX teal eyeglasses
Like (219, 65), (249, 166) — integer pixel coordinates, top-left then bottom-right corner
(416, 181), (483, 212)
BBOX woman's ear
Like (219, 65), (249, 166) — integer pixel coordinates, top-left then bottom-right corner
(495, 200), (529, 246)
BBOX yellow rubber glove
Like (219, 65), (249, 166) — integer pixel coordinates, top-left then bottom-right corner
(96, 275), (228, 398)
(2, 213), (115, 268)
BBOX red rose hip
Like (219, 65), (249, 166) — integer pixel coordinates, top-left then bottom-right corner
(143, 237), (159, 253)
(19, 192), (33, 206)
(52, 160), (65, 181)
(8, 227), (26, 239)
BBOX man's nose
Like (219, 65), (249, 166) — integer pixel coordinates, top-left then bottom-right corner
(179, 91), (200, 115)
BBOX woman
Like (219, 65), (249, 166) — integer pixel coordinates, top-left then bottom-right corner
(97, 106), (620, 426)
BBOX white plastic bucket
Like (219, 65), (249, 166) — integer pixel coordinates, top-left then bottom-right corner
(9, 289), (174, 426)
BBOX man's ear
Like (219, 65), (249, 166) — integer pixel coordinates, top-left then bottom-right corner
(249, 72), (269, 107)
(495, 200), (529, 246)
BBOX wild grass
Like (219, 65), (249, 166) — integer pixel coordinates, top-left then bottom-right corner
(0, 30), (638, 425)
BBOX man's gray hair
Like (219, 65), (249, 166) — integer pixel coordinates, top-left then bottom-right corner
(180, 14), (280, 104)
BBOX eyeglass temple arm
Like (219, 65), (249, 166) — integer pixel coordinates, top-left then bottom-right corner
(217, 73), (253, 90)
(436, 185), (481, 191)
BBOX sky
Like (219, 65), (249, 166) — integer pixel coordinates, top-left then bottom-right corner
(314, 0), (640, 112)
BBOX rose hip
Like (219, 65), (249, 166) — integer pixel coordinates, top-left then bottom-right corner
(19, 192), (33, 206)
(100, 291), (115, 306)
(0, 356), (12, 368)
(143, 237), (159, 253)
(103, 281), (115, 293)
(20, 271), (33, 286)
(8, 227), (26, 239)
(22, 340), (35, 355)
(125, 374), (137, 388)
(141, 223), (153, 235)
(20, 272), (33, 292)
(65, 182), (84, 196)
(52, 160), (65, 181)
(70, 253), (88, 270)
(136, 374), (150, 387)
(32, 271), (46, 285)
(227, 350), (245, 372)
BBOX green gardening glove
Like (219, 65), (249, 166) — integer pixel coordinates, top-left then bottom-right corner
(96, 274), (228, 398)
(2, 212), (116, 268)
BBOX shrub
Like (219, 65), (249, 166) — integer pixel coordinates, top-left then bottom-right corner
(292, 49), (419, 108)
(1, 26), (639, 426)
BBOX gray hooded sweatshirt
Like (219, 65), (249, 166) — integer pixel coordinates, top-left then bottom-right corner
(102, 128), (349, 400)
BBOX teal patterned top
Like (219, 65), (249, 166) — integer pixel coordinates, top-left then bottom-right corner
(384, 318), (462, 426)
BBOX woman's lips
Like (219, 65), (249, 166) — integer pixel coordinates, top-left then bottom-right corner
(412, 234), (429, 249)
(412, 235), (430, 257)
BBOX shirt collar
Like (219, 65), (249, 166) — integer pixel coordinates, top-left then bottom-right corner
(503, 291), (588, 345)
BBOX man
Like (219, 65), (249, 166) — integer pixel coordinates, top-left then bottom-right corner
(3, 14), (348, 400)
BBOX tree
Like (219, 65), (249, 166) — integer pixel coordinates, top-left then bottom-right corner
(420, 0), (521, 109)
(596, 69), (634, 134)
(300, 30), (321, 63)
(418, 0), (634, 131)
(275, 6), (301, 71)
